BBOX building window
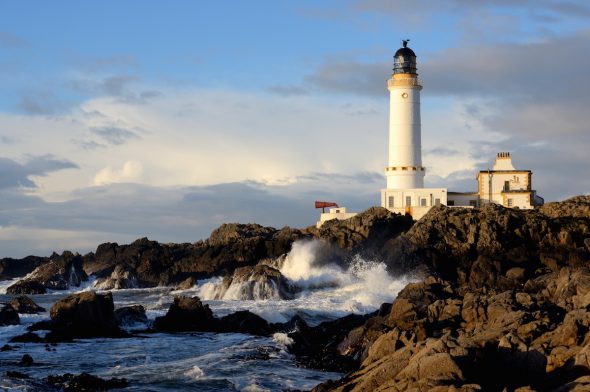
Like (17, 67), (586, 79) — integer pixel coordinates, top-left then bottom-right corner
(420, 198), (427, 207)
(388, 196), (394, 208)
(405, 196), (412, 206)
(504, 181), (510, 191)
(448, 200), (455, 206)
(434, 198), (441, 205)
(469, 200), (477, 207)
(507, 198), (513, 207)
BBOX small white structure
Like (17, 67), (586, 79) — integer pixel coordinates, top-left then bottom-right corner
(316, 207), (357, 228)
(448, 152), (544, 209)
(380, 41), (446, 220)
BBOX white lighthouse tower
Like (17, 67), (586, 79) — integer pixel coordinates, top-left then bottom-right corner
(381, 41), (447, 219)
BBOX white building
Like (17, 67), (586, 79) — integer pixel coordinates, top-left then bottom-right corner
(448, 152), (544, 209)
(380, 40), (447, 220)
(316, 207), (357, 228)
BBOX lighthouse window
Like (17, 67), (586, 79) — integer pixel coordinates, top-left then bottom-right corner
(507, 198), (514, 207)
(434, 198), (441, 205)
(420, 198), (427, 207)
(388, 196), (394, 208)
(405, 196), (412, 206)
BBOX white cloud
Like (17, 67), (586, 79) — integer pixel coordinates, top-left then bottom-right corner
(93, 160), (143, 185)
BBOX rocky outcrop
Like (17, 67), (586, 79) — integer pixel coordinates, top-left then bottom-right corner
(27, 291), (126, 341)
(205, 265), (297, 300)
(0, 255), (46, 280)
(93, 264), (139, 290)
(114, 305), (147, 326)
(0, 304), (19, 326)
(7, 251), (87, 294)
(305, 207), (414, 253)
(382, 199), (590, 282)
(218, 310), (271, 335)
(153, 295), (216, 332)
(9, 295), (45, 314)
(311, 196), (590, 391)
(2, 207), (413, 291)
(44, 373), (128, 391)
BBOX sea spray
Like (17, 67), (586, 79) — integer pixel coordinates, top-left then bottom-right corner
(279, 240), (346, 288)
(194, 239), (412, 320)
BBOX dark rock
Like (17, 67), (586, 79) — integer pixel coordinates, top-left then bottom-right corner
(45, 291), (126, 341)
(9, 295), (45, 314)
(1, 344), (14, 351)
(210, 265), (297, 300)
(0, 303), (19, 326)
(0, 255), (46, 280)
(7, 251), (87, 294)
(18, 354), (33, 367)
(6, 280), (46, 295)
(93, 264), (139, 290)
(218, 310), (270, 335)
(44, 373), (128, 391)
(10, 332), (43, 343)
(153, 295), (216, 332)
(175, 276), (196, 290)
(6, 370), (29, 379)
(287, 313), (372, 372)
(115, 305), (147, 326)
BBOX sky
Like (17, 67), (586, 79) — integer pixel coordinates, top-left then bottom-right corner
(1, 0), (590, 257)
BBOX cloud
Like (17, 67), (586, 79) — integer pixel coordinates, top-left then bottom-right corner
(0, 31), (25, 47)
(90, 126), (140, 145)
(0, 155), (78, 190)
(0, 177), (379, 258)
(93, 161), (143, 185)
(17, 93), (63, 115)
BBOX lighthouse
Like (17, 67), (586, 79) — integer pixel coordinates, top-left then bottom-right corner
(386, 40), (424, 189)
(381, 41), (447, 219)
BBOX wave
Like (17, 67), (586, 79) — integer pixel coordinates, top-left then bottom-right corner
(192, 240), (411, 321)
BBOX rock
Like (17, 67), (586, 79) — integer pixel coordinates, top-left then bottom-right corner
(306, 207), (414, 251)
(6, 280), (46, 295)
(9, 295), (45, 314)
(175, 276), (196, 290)
(93, 264), (139, 290)
(207, 265), (297, 300)
(539, 195), (590, 219)
(0, 304), (19, 326)
(44, 373), (128, 391)
(18, 354), (34, 367)
(45, 291), (125, 341)
(7, 251), (87, 294)
(114, 305), (147, 326)
(1, 344), (14, 351)
(153, 296), (215, 332)
(218, 310), (270, 335)
(9, 332), (43, 343)
(0, 255), (46, 280)
(5, 370), (29, 379)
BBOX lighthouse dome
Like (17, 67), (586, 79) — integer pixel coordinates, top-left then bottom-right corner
(393, 40), (417, 75)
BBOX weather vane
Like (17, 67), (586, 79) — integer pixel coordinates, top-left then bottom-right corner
(402, 39), (410, 48)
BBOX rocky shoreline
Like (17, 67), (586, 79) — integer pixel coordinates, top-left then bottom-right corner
(1, 195), (590, 391)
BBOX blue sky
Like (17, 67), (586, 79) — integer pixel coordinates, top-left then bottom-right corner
(1, 1), (589, 257)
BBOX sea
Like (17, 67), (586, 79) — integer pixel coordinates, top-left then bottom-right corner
(0, 240), (411, 391)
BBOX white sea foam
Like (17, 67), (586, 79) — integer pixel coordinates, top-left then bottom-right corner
(184, 365), (205, 379)
(280, 240), (346, 288)
(192, 240), (412, 325)
(272, 332), (294, 347)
